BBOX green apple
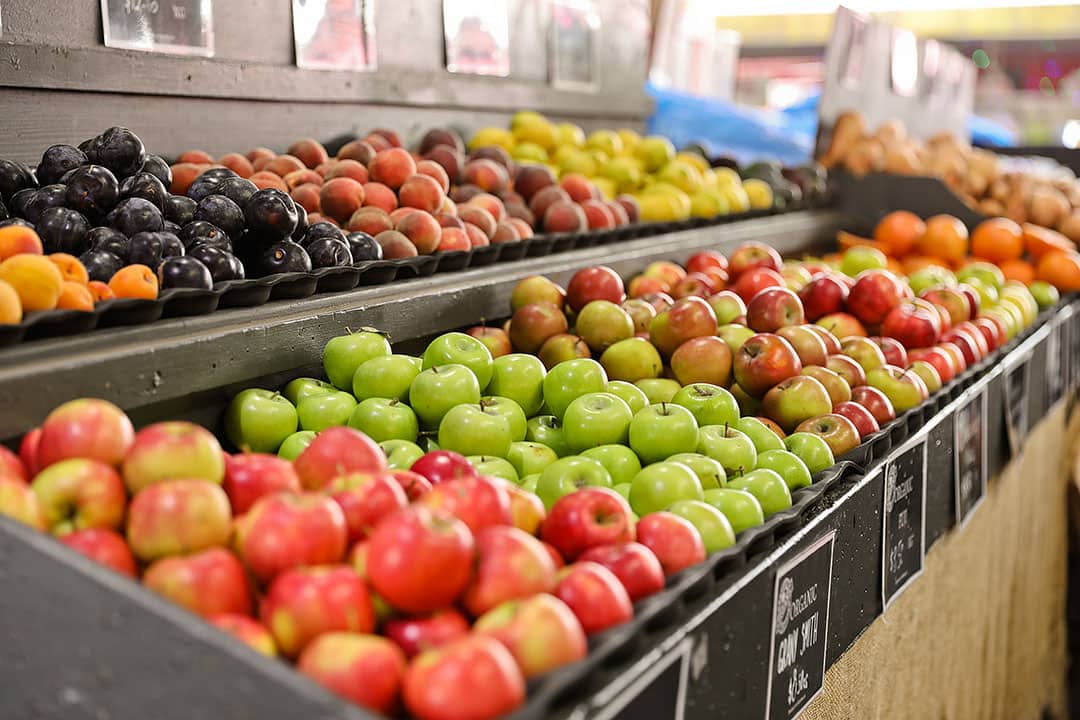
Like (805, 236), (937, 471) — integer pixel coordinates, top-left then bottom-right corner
(605, 380), (649, 415)
(225, 388), (298, 453)
(423, 331), (494, 389)
(526, 415), (572, 457)
(438, 404), (513, 457)
(957, 260), (1005, 291)
(563, 392), (633, 452)
(628, 461), (703, 515)
(481, 396), (528, 441)
(297, 390), (357, 432)
(666, 499), (735, 553)
(909, 360), (942, 394)
(520, 474), (539, 493)
(536, 456), (612, 509)
(581, 444), (642, 486)
(599, 337), (663, 382)
(352, 354), (421, 402)
(840, 246), (887, 277)
(727, 468), (792, 516)
(467, 455), (519, 483)
(613, 482), (632, 502)
(735, 417), (784, 453)
(409, 364), (482, 429)
(542, 358), (608, 419)
(628, 403), (700, 464)
(672, 383), (739, 427)
(487, 354), (546, 417)
(907, 266), (955, 295)
(697, 425), (757, 477)
(282, 377), (336, 406)
(783, 432), (834, 474)
(1028, 280), (1059, 309)
(666, 453), (725, 490)
(277, 430), (317, 460)
(323, 330), (392, 390)
(703, 488), (765, 533)
(346, 398), (419, 442)
(379, 439), (424, 470)
(506, 441), (559, 477)
(419, 437), (440, 452)
(634, 378), (682, 404)
(754, 449), (812, 491)
(717, 323), (755, 353)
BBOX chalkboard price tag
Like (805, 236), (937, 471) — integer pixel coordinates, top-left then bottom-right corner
(101, 0), (214, 57)
(1003, 354), (1030, 458)
(585, 638), (691, 720)
(881, 439), (926, 608)
(953, 388), (987, 526)
(766, 531), (835, 720)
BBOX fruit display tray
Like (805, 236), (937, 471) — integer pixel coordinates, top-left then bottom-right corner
(832, 170), (987, 233)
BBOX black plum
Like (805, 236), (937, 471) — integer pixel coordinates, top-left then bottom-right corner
(226, 254), (246, 280)
(0, 200), (7, 222)
(301, 221), (347, 247)
(79, 249), (124, 283)
(85, 127), (145, 178)
(188, 234), (232, 253)
(194, 194), (244, 238)
(306, 237), (352, 268)
(200, 168), (237, 182)
(0, 160), (37, 202)
(215, 177), (258, 208)
(163, 220), (182, 235)
(256, 240), (311, 276)
(128, 231), (164, 267)
(120, 172), (168, 210)
(139, 154), (172, 188)
(292, 203), (309, 241)
(88, 227), (130, 261)
(158, 256), (213, 290)
(189, 245), (241, 283)
(37, 207), (91, 255)
(0, 218), (34, 230)
(107, 198), (164, 236)
(244, 189), (298, 240)
(37, 145), (87, 185)
(24, 185), (68, 224)
(159, 232), (184, 258)
(65, 165), (120, 219)
(164, 195), (197, 226)
(178, 220), (228, 249)
(10, 188), (36, 218)
(346, 231), (382, 262)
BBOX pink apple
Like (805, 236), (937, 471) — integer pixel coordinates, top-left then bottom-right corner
(299, 632), (406, 714)
(850, 385), (897, 425)
(126, 480), (232, 562)
(31, 458), (126, 534)
(463, 525), (558, 616)
(474, 593), (588, 678)
(731, 267), (785, 303)
(541, 487), (635, 561)
(261, 565), (375, 658)
(826, 354), (867, 388)
(403, 636), (526, 720)
(729, 241), (782, 276)
(869, 336), (909, 367)
(846, 270), (905, 325)
(36, 398), (134, 469)
(686, 250), (728, 275)
(390, 469), (434, 501)
(732, 333), (803, 397)
(635, 511), (706, 576)
(329, 472), (408, 544)
(384, 609), (470, 659)
(971, 316), (1004, 351)
(0, 476), (45, 529)
(411, 450), (477, 485)
(19, 427), (41, 478)
(223, 453), (301, 515)
(746, 286), (805, 332)
(60, 528), (136, 576)
(209, 614), (277, 656)
(920, 286), (969, 326)
(554, 561), (634, 635)
(832, 401), (880, 438)
(294, 426), (387, 491)
(671, 272), (717, 299)
(121, 421), (225, 493)
(417, 474), (512, 533)
(143, 547), (252, 618)
(798, 273), (850, 321)
(234, 492), (348, 583)
(579, 541), (665, 601)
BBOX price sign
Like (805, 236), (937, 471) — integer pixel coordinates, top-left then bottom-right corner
(953, 387), (987, 527)
(881, 438), (926, 607)
(766, 531), (835, 720)
(101, 0), (213, 56)
(587, 638), (691, 720)
(292, 0), (376, 72)
(550, 0), (600, 90)
(1003, 354), (1030, 458)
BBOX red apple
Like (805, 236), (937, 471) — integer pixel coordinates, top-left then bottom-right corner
(776, 325), (828, 367)
(0, 445), (27, 483)
(329, 471), (409, 544)
(509, 302), (570, 354)
(299, 632), (406, 714)
(384, 609), (470, 659)
(294, 426), (387, 491)
(686, 250), (728, 275)
(971, 316), (1004, 351)
(391, 469), (434, 500)
(732, 333), (803, 397)
(510, 275), (565, 312)
(639, 291), (675, 313)
(816, 312), (867, 338)
(956, 283), (981, 318)
(261, 564), (375, 658)
(209, 614), (277, 656)
(463, 525), (558, 616)
(474, 593), (587, 678)
(670, 336), (732, 386)
(832, 401), (880, 438)
(121, 421), (225, 493)
(731, 267), (785, 302)
(869, 336), (909, 367)
(907, 347), (957, 383)
(649, 296), (718, 356)
(579, 541), (665, 601)
(642, 260), (685, 289)
(31, 458), (126, 534)
(403, 636), (526, 720)
(798, 273), (850, 321)
(746, 286), (805, 332)
(467, 326), (513, 358)
(143, 547), (252, 618)
(938, 341), (969, 374)
(541, 487), (634, 561)
(729, 241), (782, 276)
(566, 266), (625, 312)
(881, 301), (941, 350)
(804, 323), (843, 355)
(499, 479), (546, 534)
(60, 528), (136, 576)
(826, 354), (867, 388)
(846, 270), (905, 326)
(801, 366), (852, 406)
(671, 272), (716, 299)
(417, 474), (512, 533)
(36, 398), (134, 469)
(920, 286), (969, 326)
(234, 492), (348, 583)
(554, 561), (634, 635)
(19, 427), (41, 478)
(410, 450), (477, 485)
(634, 511), (706, 576)
(794, 413), (861, 457)
(850, 385), (896, 425)
(126, 480), (232, 562)
(0, 475), (45, 529)
(629, 274), (668, 297)
(223, 453), (301, 515)
(942, 324), (988, 365)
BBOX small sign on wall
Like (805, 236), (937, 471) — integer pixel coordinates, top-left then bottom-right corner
(443, 0), (510, 77)
(101, 0), (214, 57)
(293, 0), (376, 72)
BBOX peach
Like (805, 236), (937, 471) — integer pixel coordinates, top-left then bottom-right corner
(348, 207), (394, 236)
(471, 146), (512, 170)
(169, 163), (205, 195)
(389, 207), (418, 224)
(249, 171), (290, 192)
(416, 160), (451, 193)
(399, 174), (446, 214)
(246, 147), (276, 164)
(0, 255), (63, 311)
(419, 128), (465, 156)
(424, 145), (465, 184)
(439, 227), (470, 252)
(616, 195), (640, 223)
(315, 161), (336, 178)
(437, 214), (466, 230)
(505, 203), (535, 226)
(218, 153), (254, 178)
(325, 160), (369, 184)
(493, 223), (521, 244)
(464, 223), (490, 248)
(284, 169), (324, 190)
(369, 148), (417, 190)
(543, 201), (588, 233)
(363, 182), (399, 213)
(0, 279), (22, 323)
(396, 212), (443, 254)
(0, 225), (44, 259)
(178, 149), (214, 164)
(364, 134), (392, 152)
(579, 199), (616, 230)
(287, 138), (330, 169)
(466, 193), (506, 223)
(252, 155), (276, 172)
(440, 197), (457, 216)
(369, 128), (403, 148)
(458, 206), (497, 238)
(450, 185), (483, 204)
(512, 165), (556, 202)
(462, 159), (510, 194)
(607, 201), (630, 226)
(375, 230), (419, 259)
(265, 155), (307, 177)
(290, 184), (322, 214)
(508, 217), (534, 239)
(307, 213), (339, 227)
(338, 139), (377, 165)
(319, 178), (366, 224)
(559, 174), (598, 203)
(529, 185), (572, 220)
(499, 190), (525, 207)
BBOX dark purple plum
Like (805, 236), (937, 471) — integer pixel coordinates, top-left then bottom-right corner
(79, 249), (124, 283)
(164, 195), (197, 226)
(188, 245), (241, 283)
(65, 165), (120, 219)
(188, 234), (232, 253)
(85, 127), (145, 178)
(0, 200), (7, 222)
(186, 175), (224, 203)
(128, 232), (164, 267)
(163, 220), (182, 235)
(159, 232), (184, 258)
(306, 237), (352, 268)
(119, 172), (168, 210)
(200, 168), (237, 182)
(10, 188), (36, 218)
(24, 185), (68, 224)
(226, 254), (246, 280)
(0, 218), (34, 230)
(139, 154), (172, 188)
(292, 204), (309, 242)
(301, 221), (346, 247)
(88, 227), (129, 261)
(178, 220), (228, 249)
(37, 145), (87, 185)
(244, 189), (297, 240)
(0, 160), (37, 202)
(255, 240), (310, 276)
(158, 256), (213, 290)
(107, 197), (164, 236)
(194, 194), (244, 238)
(346, 231), (382, 262)
(215, 177), (258, 208)
(36, 207), (91, 255)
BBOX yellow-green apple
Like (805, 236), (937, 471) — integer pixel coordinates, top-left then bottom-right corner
(467, 326), (512, 358)
(0, 476), (45, 529)
(755, 448), (812, 490)
(920, 285), (969, 326)
(621, 298), (658, 334)
(776, 325), (828, 367)
(419, 474), (512, 533)
(649, 296), (718, 356)
(566, 266), (625, 312)
(579, 541), (664, 601)
(702, 488), (765, 533)
(816, 312), (867, 338)
(379, 438), (425, 470)
(563, 392), (633, 452)
(438, 403), (513, 457)
(402, 636), (526, 720)
(209, 614), (277, 656)
(731, 383), (761, 416)
(761, 376), (833, 433)
(126, 480), (231, 562)
(384, 609), (470, 659)
(635, 378), (682, 404)
(576, 300), (635, 353)
(223, 453), (301, 515)
(143, 547), (252, 618)
(735, 417), (785, 451)
(731, 267), (785, 303)
(463, 525), (558, 616)
(299, 632), (406, 714)
(506, 441), (558, 478)
(782, 263), (813, 291)
(628, 460), (704, 515)
(474, 593), (587, 678)
(635, 510), (705, 574)
(697, 425), (757, 477)
(794, 414), (861, 457)
(746, 286), (805, 332)
(606, 380), (649, 415)
(554, 561), (633, 634)
(538, 333), (591, 369)
(628, 403), (700, 464)
(543, 358), (608, 419)
(804, 323), (842, 354)
(798, 273), (849, 321)
(907, 265), (956, 295)
(487, 353), (546, 416)
(866, 365), (929, 412)
(367, 505), (475, 613)
(31, 459), (126, 534)
(708, 290), (746, 325)
(717, 323), (755, 353)
(847, 269), (904, 325)
(526, 416), (572, 458)
(801, 366), (851, 406)
(261, 565), (375, 658)
(499, 479), (546, 534)
(509, 302), (569, 353)
(642, 260), (686, 290)
(580, 445), (643, 487)
(840, 336), (887, 372)
(225, 389), (298, 453)
(36, 398), (134, 469)
(826, 354), (867, 388)
(541, 486), (633, 560)
(850, 385), (896, 425)
(511, 275), (565, 312)
(121, 421), (225, 493)
(60, 528), (136, 576)
(234, 492), (347, 582)
(672, 383), (739, 428)
(352, 356), (422, 404)
(600, 336), (663, 382)
(670, 336), (732, 386)
(411, 450), (476, 485)
(277, 430), (316, 461)
(909, 360), (943, 393)
(328, 472), (408, 544)
(666, 453), (725, 490)
(729, 241), (782, 276)
(666, 499), (735, 552)
(726, 469), (793, 516)
(423, 331), (495, 390)
(840, 245), (888, 276)
(733, 332), (802, 397)
(832, 400), (880, 438)
(322, 329), (392, 390)
(293, 426), (387, 491)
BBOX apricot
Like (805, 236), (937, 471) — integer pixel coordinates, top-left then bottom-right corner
(375, 230), (418, 259)
(0, 225), (44, 260)
(440, 196), (458, 216)
(57, 281), (94, 311)
(458, 206), (497, 238)
(337, 139), (376, 166)
(543, 201), (588, 233)
(416, 160), (451, 193)
(246, 147), (276, 165)
(249, 171), (290, 193)
(464, 223), (490, 248)
(424, 145), (464, 184)
(508, 217), (534, 239)
(466, 193), (506, 223)
(218, 153), (254, 178)
(287, 139), (329, 169)
(0, 255), (63, 310)
(529, 185), (572, 220)
(398, 174), (445, 214)
(493, 222), (521, 244)
(362, 182), (398, 213)
(108, 264), (158, 300)
(369, 148), (417, 190)
(348, 207), (394, 236)
(290, 184), (322, 214)
(462, 159), (509, 194)
(169, 163), (206, 195)
(48, 253), (89, 285)
(87, 280), (115, 302)
(284, 169), (323, 190)
(1036, 250), (1080, 292)
(0, 279), (22, 323)
(325, 160), (369, 185)
(396, 212), (442, 254)
(264, 155), (307, 178)
(178, 150), (214, 164)
(971, 217), (1023, 263)
(315, 161), (337, 178)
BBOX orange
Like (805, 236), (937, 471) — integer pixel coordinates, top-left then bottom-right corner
(1022, 223), (1076, 259)
(56, 281), (94, 311)
(1035, 250), (1080, 292)
(902, 254), (949, 274)
(0, 255), (63, 311)
(916, 214), (968, 263)
(0, 279), (22, 323)
(970, 217), (1023, 263)
(108, 264), (158, 300)
(837, 230), (887, 253)
(48, 253), (89, 285)
(999, 258), (1036, 284)
(0, 225), (44, 260)
(873, 210), (925, 257)
(87, 280), (115, 303)
(885, 257), (904, 276)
